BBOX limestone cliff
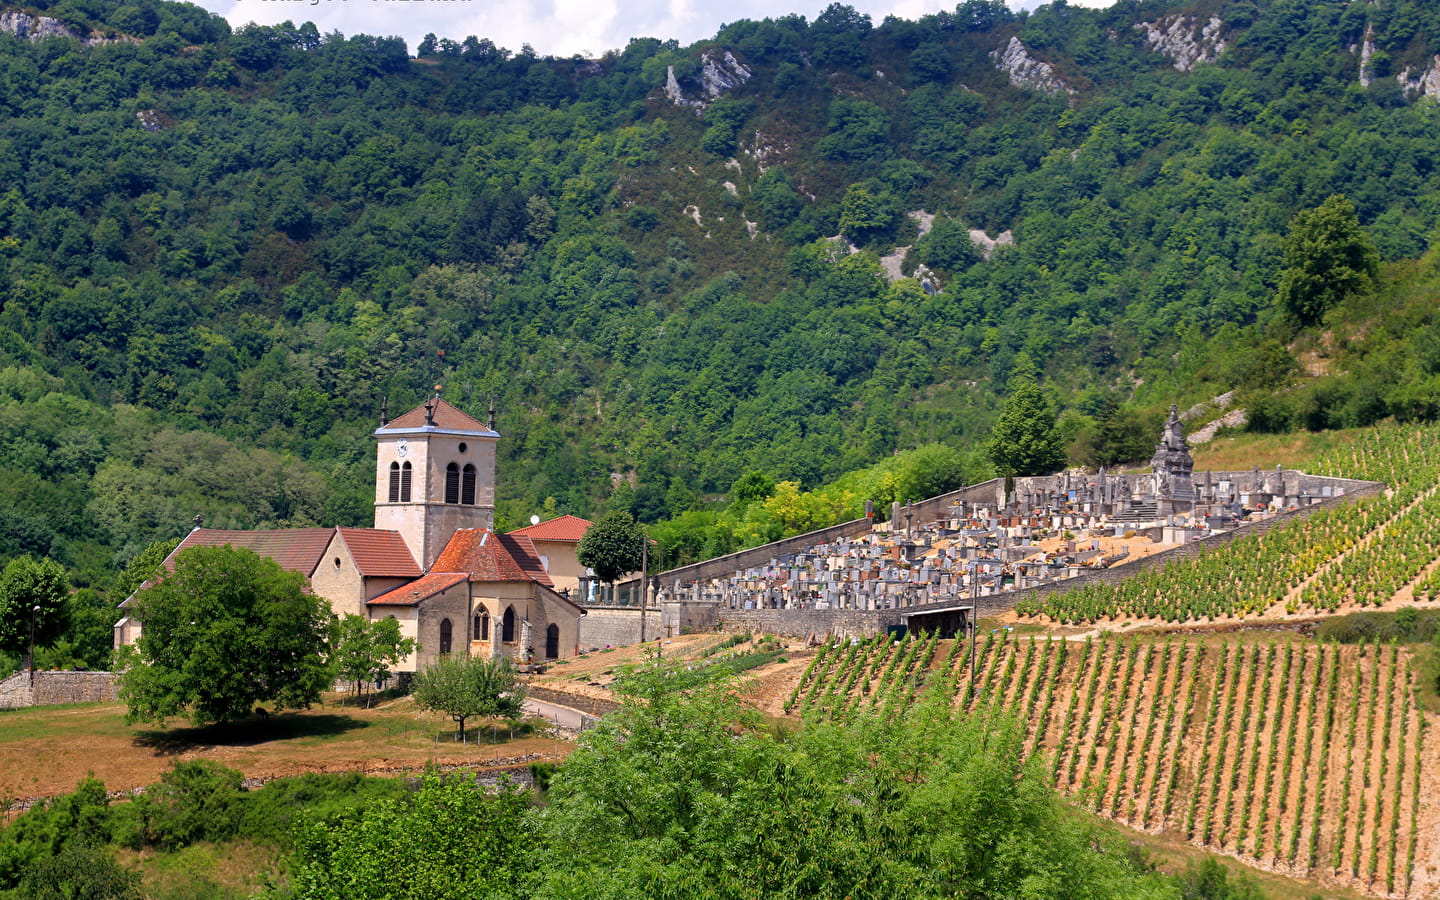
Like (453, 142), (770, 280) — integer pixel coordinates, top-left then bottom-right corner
(0, 8), (131, 45)
(1134, 15), (1226, 71)
(0, 9), (80, 41)
(665, 50), (753, 110)
(989, 37), (1071, 96)
(1398, 57), (1440, 101)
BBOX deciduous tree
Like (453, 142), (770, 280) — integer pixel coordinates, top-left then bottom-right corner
(1276, 195), (1379, 325)
(576, 511), (646, 587)
(0, 556), (68, 660)
(119, 546), (332, 726)
(412, 653), (524, 740)
(332, 614), (416, 707)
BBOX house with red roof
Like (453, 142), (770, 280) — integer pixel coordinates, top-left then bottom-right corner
(506, 513), (593, 597)
(115, 394), (586, 670)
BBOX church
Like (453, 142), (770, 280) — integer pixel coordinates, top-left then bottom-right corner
(114, 394), (587, 670)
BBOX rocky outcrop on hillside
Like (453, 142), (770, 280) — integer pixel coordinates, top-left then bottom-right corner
(1357, 24), (1377, 87)
(1135, 15), (1226, 71)
(1398, 56), (1440, 100)
(665, 50), (752, 110)
(990, 37), (1071, 96)
(0, 9), (79, 41)
(0, 8), (133, 45)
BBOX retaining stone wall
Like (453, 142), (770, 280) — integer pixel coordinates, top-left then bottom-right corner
(0, 670), (120, 710)
(578, 606), (653, 649)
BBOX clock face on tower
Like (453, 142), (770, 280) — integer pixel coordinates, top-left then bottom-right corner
(396, 439), (409, 458)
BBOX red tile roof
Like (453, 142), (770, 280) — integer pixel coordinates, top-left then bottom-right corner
(432, 529), (554, 587)
(382, 397), (492, 433)
(507, 514), (592, 543)
(165, 528), (336, 577)
(367, 572), (469, 606)
(336, 528), (421, 577)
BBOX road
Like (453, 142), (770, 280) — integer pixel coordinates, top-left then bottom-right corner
(523, 696), (594, 732)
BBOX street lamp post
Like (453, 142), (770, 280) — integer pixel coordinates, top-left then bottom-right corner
(29, 604), (39, 686)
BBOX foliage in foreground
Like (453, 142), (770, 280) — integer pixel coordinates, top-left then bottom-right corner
(285, 658), (1178, 899)
(0, 766), (410, 896)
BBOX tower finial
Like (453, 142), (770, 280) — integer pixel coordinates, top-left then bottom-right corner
(193, 514), (203, 530)
(488, 395), (496, 431)
(424, 394), (435, 426)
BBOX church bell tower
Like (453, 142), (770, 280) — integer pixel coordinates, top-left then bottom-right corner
(373, 392), (498, 569)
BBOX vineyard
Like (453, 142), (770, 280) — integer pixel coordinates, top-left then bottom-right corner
(1016, 423), (1440, 623)
(785, 630), (1436, 898)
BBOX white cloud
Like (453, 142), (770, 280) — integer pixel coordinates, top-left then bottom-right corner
(187, 0), (1115, 59)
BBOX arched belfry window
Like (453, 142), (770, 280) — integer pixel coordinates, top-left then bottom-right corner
(400, 461), (412, 502)
(475, 610), (489, 641)
(445, 462), (460, 504)
(388, 462), (400, 503)
(502, 607), (516, 643)
(461, 464), (477, 505)
(439, 618), (453, 655)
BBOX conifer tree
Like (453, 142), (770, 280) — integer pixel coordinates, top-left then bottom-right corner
(987, 372), (1066, 478)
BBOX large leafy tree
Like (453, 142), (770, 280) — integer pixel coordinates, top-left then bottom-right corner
(987, 373), (1066, 478)
(1276, 194), (1380, 325)
(119, 546), (332, 726)
(576, 511), (646, 587)
(0, 556), (69, 661)
(412, 653), (524, 740)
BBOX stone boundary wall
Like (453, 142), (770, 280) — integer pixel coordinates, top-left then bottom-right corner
(654, 518), (875, 589)
(718, 607), (888, 641)
(900, 479), (1387, 619)
(578, 606), (658, 649)
(0, 670), (120, 710)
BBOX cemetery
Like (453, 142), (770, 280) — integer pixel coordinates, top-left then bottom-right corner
(640, 407), (1385, 640)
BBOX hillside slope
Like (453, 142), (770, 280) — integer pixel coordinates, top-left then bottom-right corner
(2, 0), (1440, 587)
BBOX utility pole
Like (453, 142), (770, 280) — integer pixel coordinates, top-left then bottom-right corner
(968, 610), (977, 701)
(639, 535), (649, 643)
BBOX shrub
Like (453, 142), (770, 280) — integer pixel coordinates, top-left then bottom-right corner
(116, 761), (244, 851)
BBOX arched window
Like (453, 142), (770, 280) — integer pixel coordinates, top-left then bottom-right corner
(439, 618), (452, 655)
(545, 623), (560, 659)
(445, 462), (460, 504)
(400, 461), (412, 502)
(461, 463), (477, 505)
(475, 611), (489, 641)
(502, 607), (516, 643)
(388, 462), (401, 503)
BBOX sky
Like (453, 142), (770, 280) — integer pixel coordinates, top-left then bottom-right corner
(188, 0), (1112, 60)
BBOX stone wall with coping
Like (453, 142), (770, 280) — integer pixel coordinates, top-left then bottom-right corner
(0, 670), (120, 710)
(652, 518), (876, 591)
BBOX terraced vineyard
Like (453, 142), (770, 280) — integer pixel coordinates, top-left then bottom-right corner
(1017, 423), (1440, 623)
(787, 631), (1436, 898)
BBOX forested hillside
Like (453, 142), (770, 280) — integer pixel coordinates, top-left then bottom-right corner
(3, 0), (1440, 593)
